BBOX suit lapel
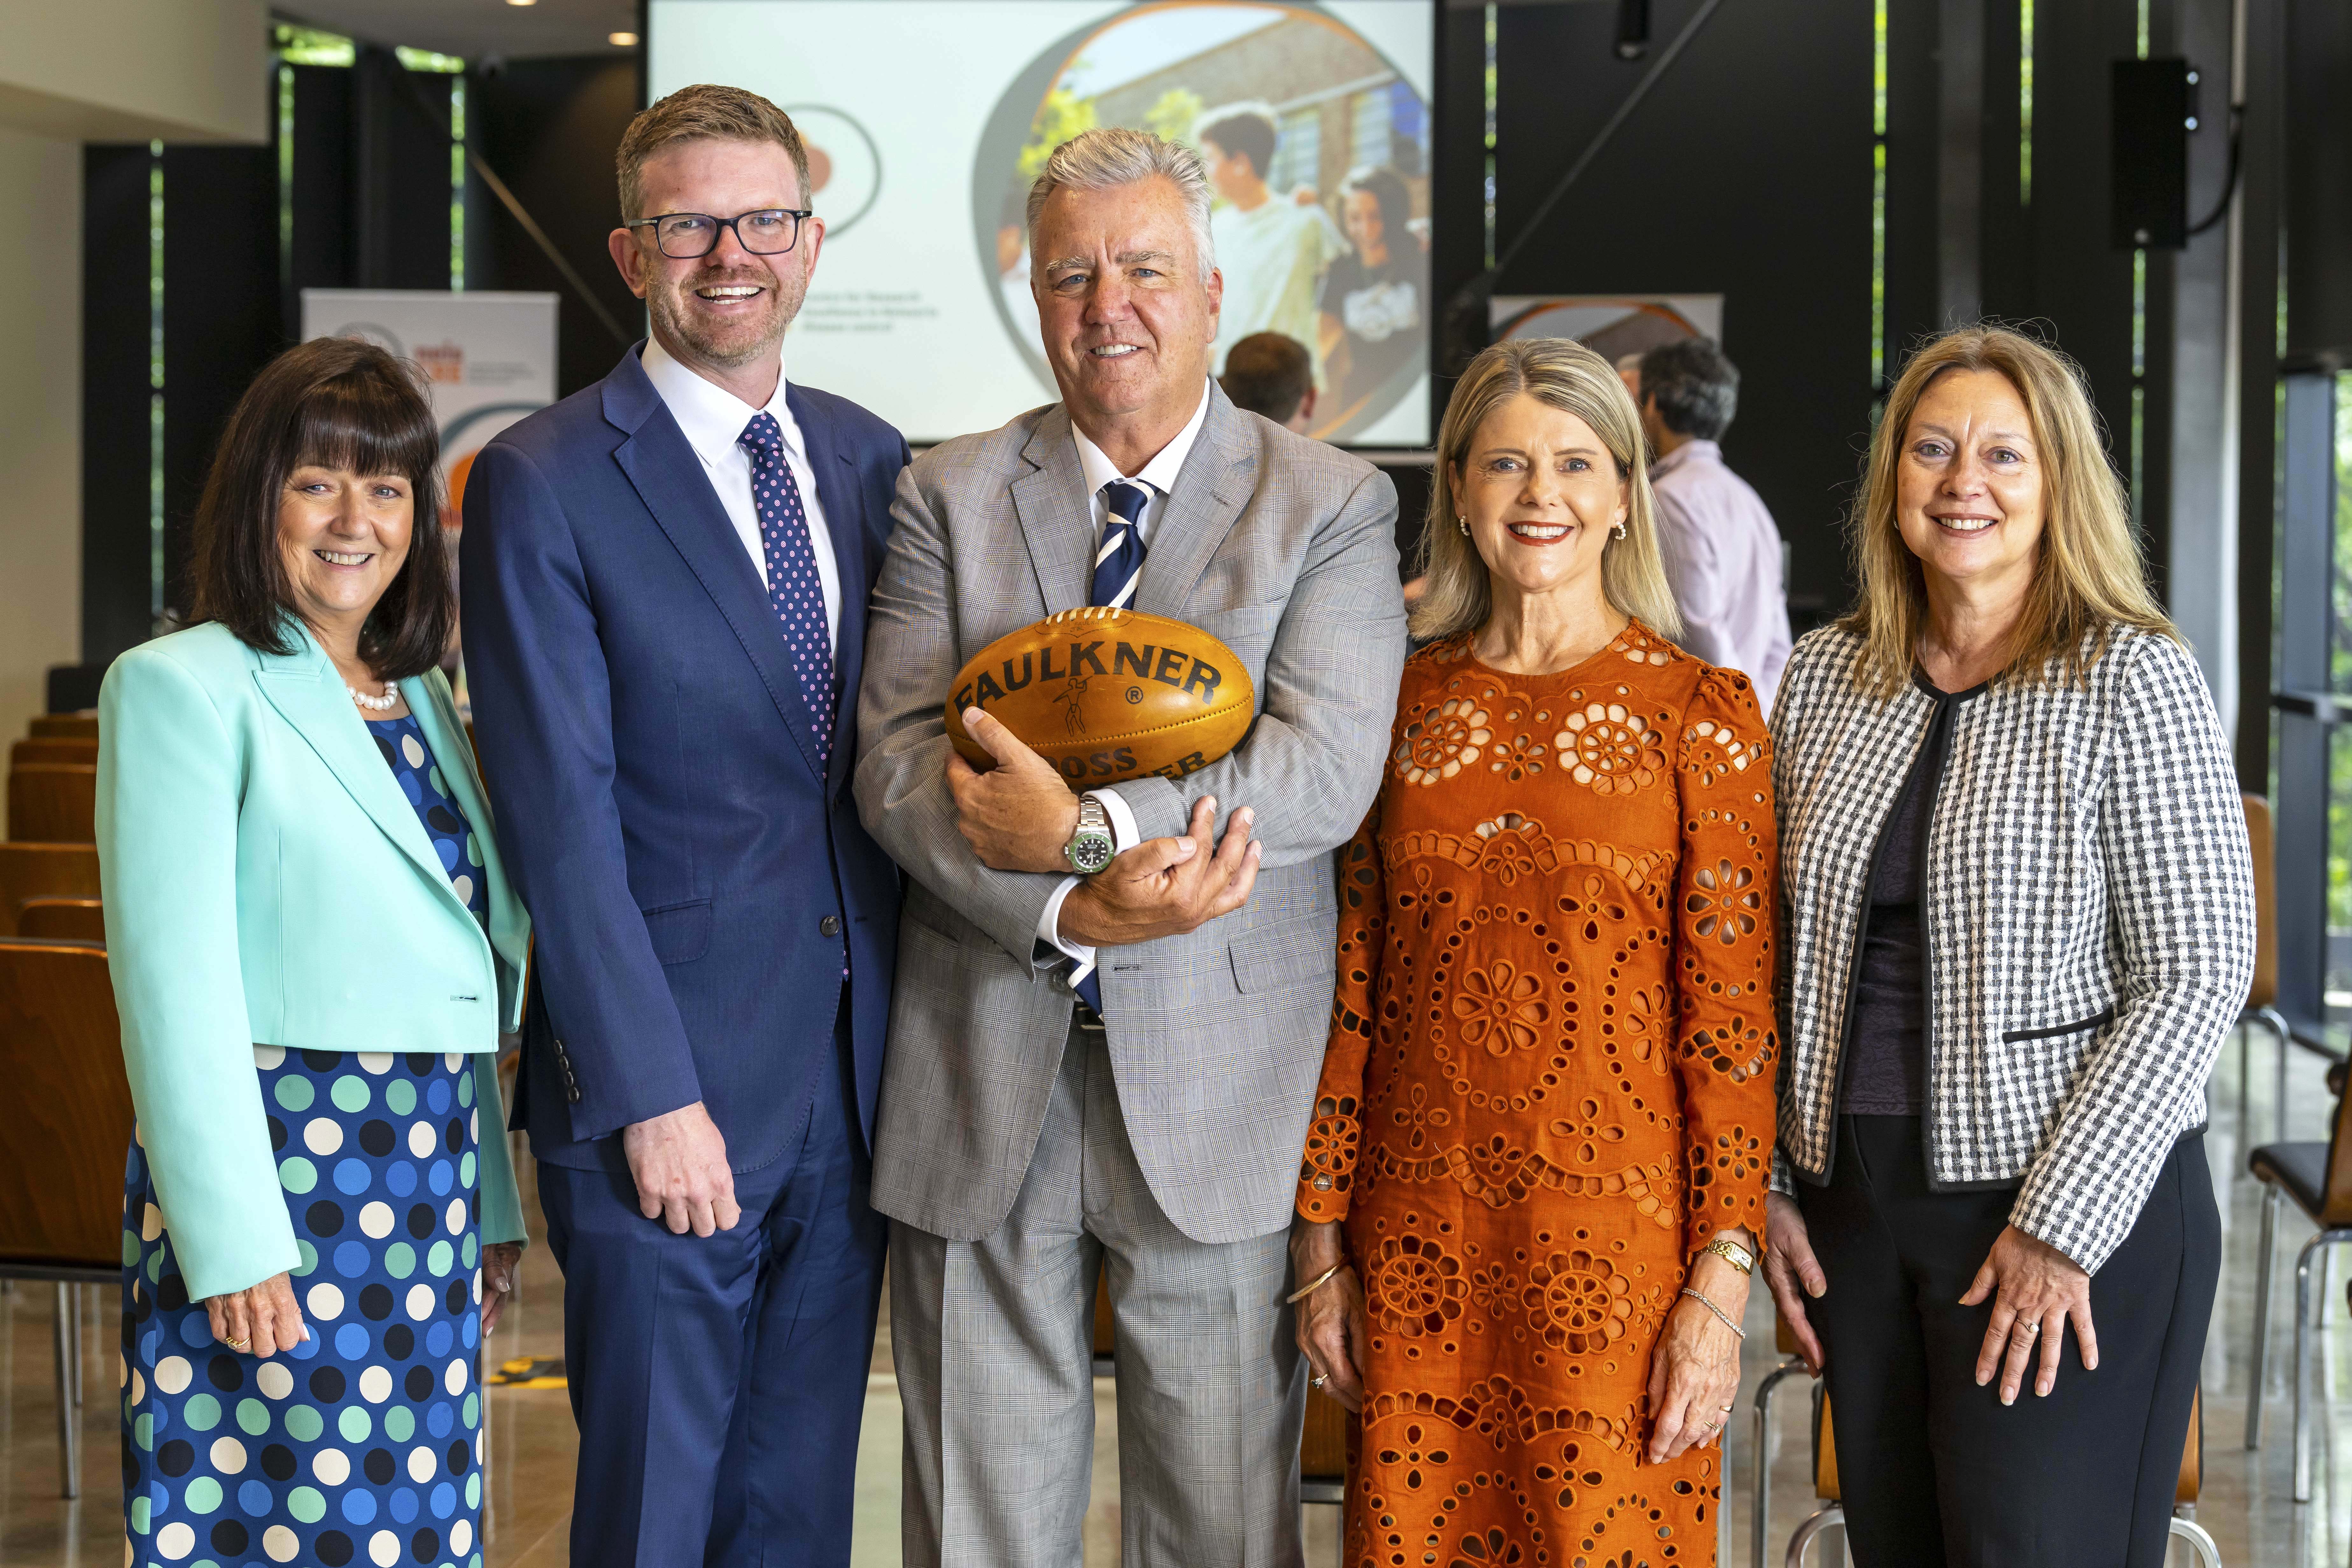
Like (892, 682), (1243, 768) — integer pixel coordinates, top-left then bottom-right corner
(251, 632), (465, 916)
(606, 354), (827, 784)
(1010, 405), (1096, 616)
(401, 670), (525, 970)
(789, 384), (865, 800)
(1136, 388), (1255, 618)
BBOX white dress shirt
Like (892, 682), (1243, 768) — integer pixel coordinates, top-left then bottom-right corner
(1650, 438), (1792, 715)
(639, 335), (842, 649)
(1038, 381), (1214, 975)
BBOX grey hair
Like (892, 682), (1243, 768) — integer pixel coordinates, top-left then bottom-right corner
(1637, 336), (1741, 441)
(1025, 127), (1217, 280)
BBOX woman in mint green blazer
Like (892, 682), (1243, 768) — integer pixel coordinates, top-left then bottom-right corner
(99, 338), (529, 1566)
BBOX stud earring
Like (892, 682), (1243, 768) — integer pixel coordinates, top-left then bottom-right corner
(1458, 515), (1469, 536)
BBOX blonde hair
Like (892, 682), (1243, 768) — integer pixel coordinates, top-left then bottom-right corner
(1413, 337), (1681, 643)
(1843, 325), (2175, 693)
(617, 84), (810, 222)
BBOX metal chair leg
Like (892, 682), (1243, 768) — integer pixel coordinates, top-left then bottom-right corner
(2296, 1231), (2327, 1501)
(2169, 1511), (2221, 1568)
(1750, 1359), (1807, 1568)
(68, 1282), (82, 1408)
(1784, 1504), (1844, 1568)
(2241, 1016), (2254, 1148)
(2251, 1182), (2282, 1448)
(52, 1282), (79, 1499)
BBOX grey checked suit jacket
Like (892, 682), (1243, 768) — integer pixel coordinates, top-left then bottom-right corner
(854, 386), (1406, 1246)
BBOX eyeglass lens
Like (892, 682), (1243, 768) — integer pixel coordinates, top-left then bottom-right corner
(654, 211), (803, 258)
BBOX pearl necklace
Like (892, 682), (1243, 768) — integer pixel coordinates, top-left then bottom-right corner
(347, 680), (399, 712)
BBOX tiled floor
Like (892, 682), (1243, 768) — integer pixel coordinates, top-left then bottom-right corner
(5, 1025), (2349, 1565)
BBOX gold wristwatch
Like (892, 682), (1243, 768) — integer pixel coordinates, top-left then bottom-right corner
(1701, 1235), (1755, 1275)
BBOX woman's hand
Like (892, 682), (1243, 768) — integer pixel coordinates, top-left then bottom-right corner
(204, 1273), (307, 1357)
(1759, 1192), (1827, 1373)
(1959, 1224), (2096, 1403)
(1290, 1218), (1369, 1414)
(1645, 1242), (1751, 1464)
(481, 1243), (523, 1333)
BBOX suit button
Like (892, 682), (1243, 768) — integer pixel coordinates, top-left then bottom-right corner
(820, 916), (841, 937)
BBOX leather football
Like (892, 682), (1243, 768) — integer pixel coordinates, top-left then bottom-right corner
(945, 607), (1256, 786)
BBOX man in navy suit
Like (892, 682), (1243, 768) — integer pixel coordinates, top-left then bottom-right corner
(460, 85), (905, 1566)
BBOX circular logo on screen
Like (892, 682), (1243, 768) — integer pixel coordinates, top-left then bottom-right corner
(971, 2), (1431, 444)
(784, 104), (883, 238)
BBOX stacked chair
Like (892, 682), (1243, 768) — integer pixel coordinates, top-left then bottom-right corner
(0, 708), (117, 1498)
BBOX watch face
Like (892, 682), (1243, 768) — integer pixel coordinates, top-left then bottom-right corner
(1069, 834), (1115, 874)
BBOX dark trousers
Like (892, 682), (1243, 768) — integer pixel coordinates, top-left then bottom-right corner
(1796, 1115), (2217, 1567)
(539, 1010), (886, 1568)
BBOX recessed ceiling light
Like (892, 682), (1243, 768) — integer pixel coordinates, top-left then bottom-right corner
(505, 0), (534, 7)
(610, 30), (639, 45)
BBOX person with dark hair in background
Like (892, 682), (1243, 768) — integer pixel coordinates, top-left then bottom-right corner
(1317, 165), (1425, 420)
(1198, 101), (1345, 385)
(460, 83), (908, 1566)
(1639, 335), (1793, 711)
(101, 335), (531, 1568)
(1220, 329), (1317, 431)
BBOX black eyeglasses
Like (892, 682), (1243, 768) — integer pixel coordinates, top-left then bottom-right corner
(626, 208), (814, 259)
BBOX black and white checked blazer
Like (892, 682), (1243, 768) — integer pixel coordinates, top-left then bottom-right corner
(1767, 622), (2254, 1272)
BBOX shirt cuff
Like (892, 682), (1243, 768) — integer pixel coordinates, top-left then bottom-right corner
(1033, 791), (1143, 976)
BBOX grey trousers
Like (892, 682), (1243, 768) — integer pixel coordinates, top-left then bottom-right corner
(891, 1020), (1307, 1568)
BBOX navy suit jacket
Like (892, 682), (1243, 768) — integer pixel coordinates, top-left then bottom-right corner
(460, 342), (906, 1173)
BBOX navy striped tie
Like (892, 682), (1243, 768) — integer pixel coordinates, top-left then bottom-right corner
(1073, 479), (1150, 1014)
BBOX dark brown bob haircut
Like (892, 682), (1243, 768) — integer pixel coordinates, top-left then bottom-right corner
(189, 335), (453, 679)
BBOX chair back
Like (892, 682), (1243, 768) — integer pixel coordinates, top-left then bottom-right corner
(1813, 1391), (1840, 1501)
(7, 765), (97, 843)
(2315, 1057), (2352, 1227)
(2177, 1388), (2201, 1503)
(0, 942), (131, 1270)
(12, 738), (98, 767)
(2245, 795), (2278, 1009)
(18, 899), (103, 942)
(28, 714), (97, 740)
(0, 843), (101, 935)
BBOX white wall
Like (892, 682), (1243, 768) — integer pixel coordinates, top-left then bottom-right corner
(0, 0), (268, 144)
(0, 127), (82, 739)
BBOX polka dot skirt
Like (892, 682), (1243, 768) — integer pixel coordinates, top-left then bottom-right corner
(122, 1048), (487, 1567)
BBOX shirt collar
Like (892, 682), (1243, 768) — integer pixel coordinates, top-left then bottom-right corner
(1071, 379), (1213, 502)
(640, 335), (800, 466)
(1649, 437), (1720, 479)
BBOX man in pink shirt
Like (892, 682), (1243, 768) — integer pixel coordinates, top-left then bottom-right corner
(1637, 337), (1792, 712)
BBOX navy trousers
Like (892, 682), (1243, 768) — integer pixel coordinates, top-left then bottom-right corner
(540, 1011), (885, 1568)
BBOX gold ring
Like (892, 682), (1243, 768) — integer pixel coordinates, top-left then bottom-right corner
(225, 1336), (249, 1349)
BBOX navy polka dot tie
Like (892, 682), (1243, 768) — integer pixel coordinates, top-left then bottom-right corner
(738, 412), (835, 762)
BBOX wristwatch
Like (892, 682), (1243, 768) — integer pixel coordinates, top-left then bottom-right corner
(1701, 1235), (1755, 1276)
(1063, 794), (1115, 874)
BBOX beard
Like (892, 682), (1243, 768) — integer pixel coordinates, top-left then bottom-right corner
(646, 260), (806, 370)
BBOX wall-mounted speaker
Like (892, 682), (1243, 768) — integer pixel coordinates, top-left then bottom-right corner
(2111, 58), (2196, 250)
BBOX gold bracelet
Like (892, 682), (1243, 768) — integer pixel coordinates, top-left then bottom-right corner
(1286, 1260), (1346, 1304)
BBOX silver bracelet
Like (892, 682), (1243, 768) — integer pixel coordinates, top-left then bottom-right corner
(1679, 1287), (1746, 1339)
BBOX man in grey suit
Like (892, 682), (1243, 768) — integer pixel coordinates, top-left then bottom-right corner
(854, 126), (1406, 1566)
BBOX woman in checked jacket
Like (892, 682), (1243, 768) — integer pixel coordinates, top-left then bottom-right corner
(1757, 326), (2254, 1565)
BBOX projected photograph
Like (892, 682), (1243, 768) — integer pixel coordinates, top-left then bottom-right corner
(976, 3), (1432, 443)
(651, 1), (1435, 447)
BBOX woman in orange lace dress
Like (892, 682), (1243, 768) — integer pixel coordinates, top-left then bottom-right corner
(1291, 338), (1777, 1568)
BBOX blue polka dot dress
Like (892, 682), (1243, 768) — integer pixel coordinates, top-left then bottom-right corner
(122, 714), (492, 1568)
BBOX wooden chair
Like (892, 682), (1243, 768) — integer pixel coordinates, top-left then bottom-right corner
(7, 764), (96, 842)
(18, 899), (102, 942)
(11, 738), (98, 767)
(2240, 796), (2292, 1144)
(28, 714), (97, 740)
(0, 940), (132, 1498)
(1785, 1388), (2218, 1564)
(0, 843), (101, 935)
(2245, 1053), (2352, 1497)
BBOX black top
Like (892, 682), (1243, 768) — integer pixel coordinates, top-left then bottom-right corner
(1840, 671), (1988, 1115)
(1318, 247), (1423, 410)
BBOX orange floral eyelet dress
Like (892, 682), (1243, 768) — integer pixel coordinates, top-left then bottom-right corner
(1297, 622), (1779, 1568)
